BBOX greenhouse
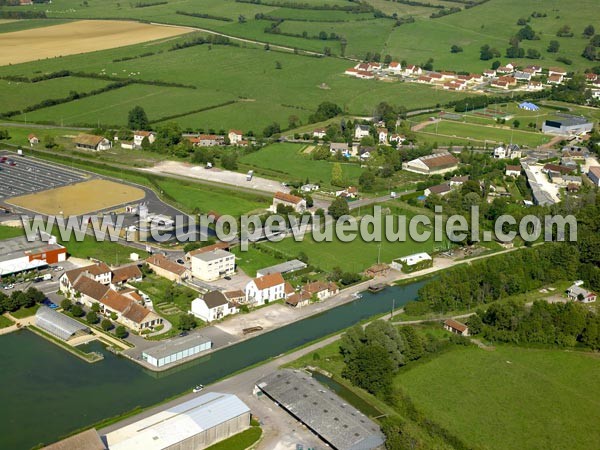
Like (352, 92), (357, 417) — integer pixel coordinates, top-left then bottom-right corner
(35, 305), (90, 341)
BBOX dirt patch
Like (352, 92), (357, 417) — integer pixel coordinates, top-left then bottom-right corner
(7, 179), (145, 216)
(0, 20), (190, 66)
(303, 145), (315, 154)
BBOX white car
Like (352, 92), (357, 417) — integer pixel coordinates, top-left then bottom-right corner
(193, 385), (204, 393)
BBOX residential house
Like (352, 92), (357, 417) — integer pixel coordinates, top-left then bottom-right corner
(133, 131), (156, 148)
(120, 141), (134, 150)
(566, 284), (597, 303)
(71, 276), (110, 308)
(548, 67), (567, 77)
(228, 129), (243, 145)
(313, 128), (327, 139)
(443, 80), (466, 91)
(496, 66), (513, 74)
(403, 152), (459, 175)
(377, 127), (388, 144)
(303, 281), (339, 301)
(417, 75), (433, 84)
(389, 134), (405, 145)
(188, 134), (223, 147)
(285, 290), (311, 308)
(101, 289), (162, 331)
(224, 290), (245, 305)
(443, 319), (469, 336)
(191, 291), (237, 322)
(272, 191), (306, 213)
(526, 65), (542, 74)
(146, 254), (189, 283)
(354, 124), (370, 140)
(449, 175), (469, 187)
(483, 69), (497, 78)
(111, 264), (143, 287)
(587, 166), (600, 186)
(60, 262), (112, 295)
(245, 272), (286, 305)
(527, 81), (543, 91)
(74, 134), (112, 151)
(403, 65), (422, 76)
(548, 74), (564, 84)
(190, 249), (235, 282)
(344, 67), (360, 77)
(335, 186), (358, 199)
(387, 61), (402, 74)
(330, 142), (350, 157)
(27, 134), (39, 145)
(505, 165), (522, 177)
(424, 183), (452, 197)
(493, 144), (521, 159)
(514, 71), (532, 82)
(300, 183), (319, 193)
(542, 164), (575, 175)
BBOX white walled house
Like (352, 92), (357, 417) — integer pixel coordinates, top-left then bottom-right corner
(377, 128), (388, 144)
(190, 249), (235, 282)
(272, 191), (306, 213)
(133, 131), (156, 148)
(191, 291), (237, 322)
(245, 273), (286, 305)
(228, 129), (243, 145)
(354, 124), (370, 140)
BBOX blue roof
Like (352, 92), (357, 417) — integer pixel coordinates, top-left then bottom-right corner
(519, 102), (539, 111)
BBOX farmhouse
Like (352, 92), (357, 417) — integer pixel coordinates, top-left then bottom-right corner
(542, 116), (593, 135)
(566, 284), (597, 303)
(303, 280), (339, 301)
(27, 134), (39, 145)
(190, 249), (235, 282)
(191, 290), (238, 322)
(354, 124), (370, 140)
(403, 152), (459, 175)
(443, 319), (469, 336)
(74, 134), (111, 151)
(505, 165), (522, 177)
(245, 272), (286, 305)
(146, 254), (189, 282)
(133, 131), (155, 148)
(0, 233), (66, 277)
(587, 166), (600, 186)
(272, 191), (306, 213)
(285, 290), (311, 308)
(228, 129), (243, 144)
(313, 128), (327, 139)
(424, 182), (452, 197)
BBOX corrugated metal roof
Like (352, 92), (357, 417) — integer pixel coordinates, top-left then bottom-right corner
(35, 306), (90, 341)
(106, 393), (249, 450)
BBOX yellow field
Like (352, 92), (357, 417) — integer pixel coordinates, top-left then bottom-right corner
(7, 179), (145, 216)
(0, 20), (191, 66)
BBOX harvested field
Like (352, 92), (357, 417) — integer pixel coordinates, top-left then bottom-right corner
(7, 179), (145, 216)
(0, 20), (191, 66)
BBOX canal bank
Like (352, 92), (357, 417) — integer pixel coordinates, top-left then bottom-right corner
(0, 281), (425, 450)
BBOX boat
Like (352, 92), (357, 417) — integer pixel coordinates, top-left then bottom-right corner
(353, 292), (363, 299)
(242, 326), (263, 335)
(368, 284), (385, 293)
(192, 385), (204, 393)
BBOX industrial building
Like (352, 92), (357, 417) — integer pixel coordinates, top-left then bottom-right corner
(256, 259), (307, 277)
(542, 116), (593, 135)
(41, 428), (106, 450)
(0, 233), (66, 276)
(104, 392), (251, 450)
(256, 369), (386, 450)
(142, 334), (212, 368)
(35, 306), (90, 341)
(402, 152), (459, 175)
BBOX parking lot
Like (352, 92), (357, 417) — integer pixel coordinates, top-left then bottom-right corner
(0, 152), (85, 199)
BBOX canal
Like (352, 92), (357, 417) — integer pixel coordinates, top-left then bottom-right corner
(0, 281), (425, 449)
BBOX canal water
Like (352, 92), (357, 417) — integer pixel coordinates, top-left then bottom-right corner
(0, 281), (425, 449)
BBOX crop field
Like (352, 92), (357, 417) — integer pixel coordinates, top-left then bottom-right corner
(0, 19), (70, 34)
(396, 345), (600, 450)
(7, 179), (145, 216)
(0, 20), (191, 66)
(240, 143), (363, 188)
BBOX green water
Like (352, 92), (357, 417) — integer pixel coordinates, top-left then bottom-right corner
(310, 371), (382, 417)
(0, 282), (424, 449)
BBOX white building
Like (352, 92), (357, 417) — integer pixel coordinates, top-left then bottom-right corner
(402, 152), (459, 175)
(191, 291), (237, 322)
(354, 124), (370, 140)
(377, 127), (388, 144)
(272, 191), (306, 213)
(493, 144), (521, 159)
(228, 129), (243, 145)
(0, 234), (66, 277)
(245, 272), (286, 305)
(133, 131), (156, 148)
(190, 249), (235, 282)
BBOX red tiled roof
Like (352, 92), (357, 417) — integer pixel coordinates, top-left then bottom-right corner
(274, 191), (304, 205)
(101, 290), (132, 313)
(444, 318), (468, 332)
(253, 272), (285, 290)
(146, 254), (187, 276)
(122, 302), (152, 323)
(73, 276), (110, 302)
(111, 265), (142, 284)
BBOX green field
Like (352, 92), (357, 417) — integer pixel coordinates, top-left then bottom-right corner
(0, 315), (13, 329)
(0, 225), (25, 240)
(240, 142), (363, 188)
(232, 245), (286, 278)
(397, 345), (600, 450)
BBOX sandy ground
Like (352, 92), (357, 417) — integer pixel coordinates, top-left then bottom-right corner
(144, 161), (288, 194)
(7, 179), (145, 216)
(0, 20), (190, 66)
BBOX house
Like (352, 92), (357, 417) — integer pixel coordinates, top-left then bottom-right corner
(542, 116), (593, 135)
(285, 290), (311, 308)
(587, 166), (600, 186)
(228, 129), (243, 145)
(224, 290), (245, 305)
(389, 134), (405, 145)
(191, 291), (237, 322)
(548, 67), (567, 77)
(111, 264), (143, 287)
(120, 141), (134, 150)
(272, 191), (306, 213)
(585, 73), (598, 83)
(71, 276), (110, 307)
(483, 69), (496, 78)
(417, 75), (433, 84)
(526, 65), (542, 74)
(335, 186), (358, 199)
(60, 262), (112, 295)
(527, 81), (543, 91)
(190, 249), (235, 282)
(428, 72), (443, 81)
(496, 66), (513, 74)
(185, 241), (230, 261)
(566, 284), (597, 303)
(548, 74), (564, 84)
(330, 142), (350, 157)
(133, 131), (155, 148)
(27, 134), (39, 145)
(101, 289), (162, 331)
(387, 61), (402, 74)
(543, 163), (574, 175)
(377, 127), (388, 144)
(493, 144), (521, 159)
(188, 134), (223, 147)
(505, 165), (522, 177)
(364, 263), (390, 278)
(561, 175), (582, 186)
(313, 128), (327, 139)
(443, 80), (466, 91)
(146, 254), (189, 283)
(449, 175), (469, 187)
(403, 152), (459, 175)
(300, 183), (319, 193)
(354, 124), (370, 140)
(514, 71), (532, 82)
(403, 64), (422, 76)
(355, 70), (374, 80)
(303, 281), (339, 301)
(245, 272), (286, 305)
(443, 319), (469, 336)
(424, 183), (452, 197)
(345, 67), (359, 76)
(74, 134), (112, 151)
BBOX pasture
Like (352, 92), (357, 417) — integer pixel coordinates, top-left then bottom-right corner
(7, 179), (145, 216)
(240, 143), (363, 188)
(0, 20), (190, 66)
(396, 345), (600, 450)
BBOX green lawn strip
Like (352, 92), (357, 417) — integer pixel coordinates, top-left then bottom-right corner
(0, 224), (25, 240)
(10, 304), (40, 319)
(27, 325), (103, 363)
(231, 245), (286, 278)
(0, 314), (14, 328)
(204, 426), (262, 450)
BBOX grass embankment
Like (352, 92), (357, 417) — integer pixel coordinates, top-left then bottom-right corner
(27, 325), (103, 363)
(0, 315), (13, 329)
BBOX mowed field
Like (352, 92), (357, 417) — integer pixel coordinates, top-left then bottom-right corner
(0, 20), (191, 66)
(7, 179), (145, 216)
(396, 345), (600, 450)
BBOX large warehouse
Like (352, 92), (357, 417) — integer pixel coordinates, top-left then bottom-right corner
(0, 233), (66, 276)
(35, 306), (90, 341)
(142, 334), (212, 368)
(256, 369), (386, 450)
(542, 116), (593, 135)
(104, 392), (251, 450)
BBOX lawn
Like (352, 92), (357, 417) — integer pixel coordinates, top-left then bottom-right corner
(240, 142), (363, 188)
(0, 315), (13, 329)
(0, 19), (71, 34)
(0, 224), (25, 240)
(232, 245), (286, 278)
(10, 304), (40, 319)
(396, 345), (600, 450)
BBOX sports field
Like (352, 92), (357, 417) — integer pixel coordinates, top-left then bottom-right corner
(7, 179), (145, 216)
(0, 20), (190, 66)
(396, 345), (600, 450)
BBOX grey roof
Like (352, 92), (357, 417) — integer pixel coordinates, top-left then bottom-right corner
(105, 392), (250, 450)
(257, 369), (385, 450)
(0, 233), (64, 266)
(35, 306), (90, 341)
(41, 429), (106, 450)
(191, 249), (233, 263)
(545, 116), (592, 128)
(202, 290), (229, 308)
(142, 334), (212, 360)
(257, 259), (307, 277)
(355, 124), (370, 131)
(330, 142), (349, 151)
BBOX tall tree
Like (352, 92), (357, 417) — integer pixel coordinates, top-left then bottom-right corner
(127, 106), (149, 130)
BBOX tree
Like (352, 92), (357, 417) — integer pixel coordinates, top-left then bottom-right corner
(331, 162), (344, 186)
(262, 122), (280, 137)
(3, 292), (20, 312)
(450, 44), (463, 53)
(275, 61), (282, 70)
(582, 45), (597, 61)
(342, 344), (395, 398)
(61, 299), (72, 311)
(547, 40), (560, 53)
(397, 326), (424, 361)
(115, 325), (128, 339)
(358, 170), (376, 191)
(328, 196), (349, 219)
(583, 25), (595, 37)
(383, 54), (392, 64)
(238, 15), (246, 23)
(71, 304), (84, 317)
(526, 48), (541, 59)
(179, 313), (197, 331)
(101, 319), (113, 331)
(556, 25), (573, 37)
(44, 135), (56, 149)
(221, 153), (238, 170)
(86, 311), (99, 324)
(127, 106), (149, 130)
(480, 44), (500, 60)
(91, 302), (100, 313)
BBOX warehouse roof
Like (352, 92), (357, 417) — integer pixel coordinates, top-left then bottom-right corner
(105, 392), (250, 450)
(41, 428), (106, 450)
(35, 306), (90, 341)
(256, 370), (385, 450)
(0, 234), (64, 264)
(256, 259), (307, 277)
(142, 334), (212, 360)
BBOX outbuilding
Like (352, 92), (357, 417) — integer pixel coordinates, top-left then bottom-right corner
(142, 334), (212, 368)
